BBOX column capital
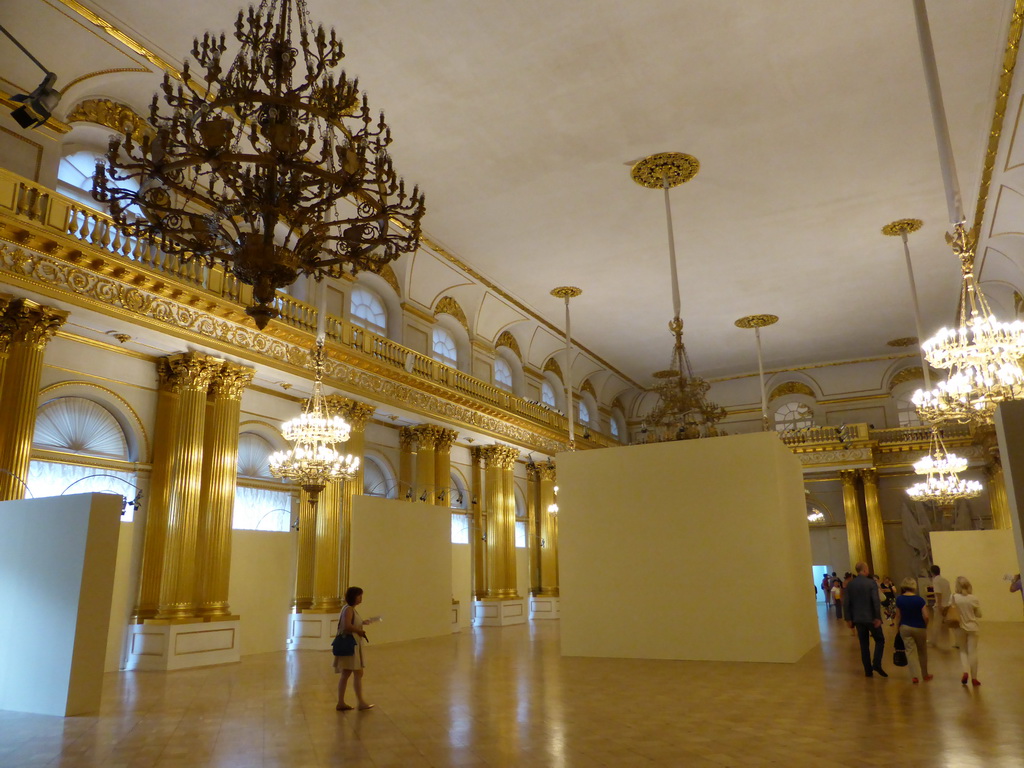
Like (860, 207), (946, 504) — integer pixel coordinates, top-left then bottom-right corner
(323, 395), (376, 430)
(434, 428), (458, 454)
(2, 298), (68, 349)
(399, 426), (418, 450)
(537, 461), (557, 482)
(412, 424), (445, 448)
(839, 469), (858, 487)
(163, 352), (222, 393)
(208, 362), (255, 400)
(861, 467), (878, 485)
(526, 462), (539, 482)
(480, 444), (519, 470)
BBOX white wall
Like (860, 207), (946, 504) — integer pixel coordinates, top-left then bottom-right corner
(349, 497), (452, 644)
(558, 432), (819, 663)
(931, 529), (1023, 623)
(230, 530), (297, 655)
(452, 543), (473, 628)
(0, 494), (122, 716)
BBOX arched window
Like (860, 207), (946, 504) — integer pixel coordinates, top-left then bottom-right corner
(432, 326), (458, 367)
(493, 357), (513, 392)
(774, 401), (814, 432)
(363, 454), (396, 498)
(234, 431), (292, 531)
(29, 396), (137, 519)
(578, 399), (590, 425)
(237, 433), (274, 479)
(609, 418), (619, 439)
(350, 286), (387, 336)
(541, 380), (557, 408)
(894, 390), (922, 427)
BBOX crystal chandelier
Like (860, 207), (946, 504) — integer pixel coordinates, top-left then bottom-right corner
(906, 428), (981, 504)
(269, 339), (358, 504)
(92, 0), (425, 329)
(632, 153), (726, 441)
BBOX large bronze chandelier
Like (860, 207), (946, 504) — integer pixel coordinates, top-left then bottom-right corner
(92, 0), (425, 328)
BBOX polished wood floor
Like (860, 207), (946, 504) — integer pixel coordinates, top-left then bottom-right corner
(3, 605), (1024, 767)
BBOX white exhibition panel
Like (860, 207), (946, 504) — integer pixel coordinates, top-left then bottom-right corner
(0, 493), (122, 716)
(931, 530), (1023, 623)
(452, 543), (472, 629)
(229, 529), (297, 655)
(558, 431), (819, 663)
(349, 497), (452, 645)
(995, 400), (1024, 576)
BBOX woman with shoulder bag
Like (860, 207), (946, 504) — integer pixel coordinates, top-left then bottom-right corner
(894, 578), (931, 684)
(950, 576), (982, 686)
(334, 586), (375, 711)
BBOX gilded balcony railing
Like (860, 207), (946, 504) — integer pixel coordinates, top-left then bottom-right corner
(0, 169), (621, 450)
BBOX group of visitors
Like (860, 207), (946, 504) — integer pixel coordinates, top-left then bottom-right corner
(831, 562), (983, 687)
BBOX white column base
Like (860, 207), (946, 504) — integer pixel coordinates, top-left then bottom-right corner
(286, 610), (340, 651)
(125, 618), (240, 671)
(530, 595), (560, 620)
(472, 598), (527, 627)
(451, 601), (461, 633)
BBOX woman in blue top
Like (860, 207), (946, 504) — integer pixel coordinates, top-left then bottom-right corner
(895, 577), (932, 684)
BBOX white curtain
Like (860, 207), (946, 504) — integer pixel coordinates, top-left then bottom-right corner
(233, 485), (293, 532)
(451, 513), (469, 544)
(26, 460), (138, 520)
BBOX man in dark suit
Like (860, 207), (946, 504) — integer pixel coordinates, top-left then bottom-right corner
(843, 561), (887, 678)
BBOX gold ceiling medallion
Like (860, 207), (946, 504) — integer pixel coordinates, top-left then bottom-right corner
(550, 286), (582, 301)
(630, 152), (700, 189)
(887, 337), (918, 347)
(92, 0), (425, 330)
(880, 218), (923, 237)
(734, 314), (778, 330)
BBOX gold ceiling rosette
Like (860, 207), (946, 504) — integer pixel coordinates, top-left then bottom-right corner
(92, 0), (425, 329)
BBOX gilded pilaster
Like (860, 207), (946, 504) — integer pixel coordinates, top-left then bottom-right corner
(324, 396), (375, 592)
(987, 457), (1012, 530)
(195, 362), (254, 617)
(134, 359), (179, 619)
(861, 468), (887, 577)
(0, 298), (68, 501)
(293, 487), (317, 610)
(526, 462), (540, 595)
(155, 352), (221, 619)
(413, 425), (441, 502)
(480, 445), (520, 600)
(470, 447), (486, 598)
(840, 469), (868, 571)
(537, 462), (559, 597)
(399, 427), (416, 501)
(433, 428), (458, 506)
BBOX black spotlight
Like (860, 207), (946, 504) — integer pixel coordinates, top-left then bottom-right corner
(1, 24), (60, 130)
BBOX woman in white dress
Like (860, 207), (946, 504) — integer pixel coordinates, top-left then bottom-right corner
(335, 586), (374, 710)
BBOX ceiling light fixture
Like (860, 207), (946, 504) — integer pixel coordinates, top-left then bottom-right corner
(632, 152), (726, 441)
(906, 428), (982, 504)
(92, 0), (425, 329)
(0, 23), (61, 129)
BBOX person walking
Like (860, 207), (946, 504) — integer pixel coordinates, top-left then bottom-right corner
(895, 577), (931, 684)
(927, 564), (952, 650)
(831, 578), (844, 620)
(844, 562), (887, 678)
(950, 576), (982, 686)
(881, 577), (897, 627)
(822, 573), (832, 609)
(334, 586), (375, 711)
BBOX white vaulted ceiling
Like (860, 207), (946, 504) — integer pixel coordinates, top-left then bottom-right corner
(4, 0), (1014, 384)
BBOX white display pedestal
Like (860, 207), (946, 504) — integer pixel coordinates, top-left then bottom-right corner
(125, 617), (241, 671)
(286, 610), (338, 651)
(472, 598), (527, 626)
(451, 600), (461, 632)
(530, 595), (560, 620)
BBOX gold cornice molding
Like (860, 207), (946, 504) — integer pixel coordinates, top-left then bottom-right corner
(400, 301), (435, 324)
(31, 446), (147, 473)
(0, 243), (569, 454)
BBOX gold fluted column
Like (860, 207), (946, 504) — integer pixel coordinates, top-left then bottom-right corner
(399, 427), (416, 501)
(134, 359), (179, 619)
(840, 469), (868, 571)
(470, 447), (486, 598)
(862, 468), (887, 577)
(293, 487), (317, 610)
(0, 298), (68, 501)
(987, 456), (1012, 530)
(537, 462), (559, 597)
(526, 462), (540, 595)
(195, 362), (254, 617)
(413, 425), (440, 502)
(155, 352), (221, 619)
(324, 396), (375, 593)
(0, 293), (16, 392)
(311, 477), (344, 612)
(434, 428), (458, 507)
(481, 445), (520, 599)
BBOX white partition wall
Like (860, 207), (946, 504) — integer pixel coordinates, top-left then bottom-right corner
(995, 400), (1024, 575)
(931, 530), (1024, 622)
(558, 431), (818, 663)
(0, 493), (122, 716)
(349, 497), (453, 645)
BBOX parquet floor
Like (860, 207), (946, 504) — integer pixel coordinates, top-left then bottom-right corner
(2, 605), (1023, 767)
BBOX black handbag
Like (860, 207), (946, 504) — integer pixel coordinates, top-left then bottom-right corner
(332, 633), (357, 657)
(892, 631), (908, 667)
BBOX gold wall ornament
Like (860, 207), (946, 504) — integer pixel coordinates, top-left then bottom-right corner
(495, 330), (522, 362)
(434, 296), (469, 331)
(367, 263), (401, 296)
(65, 98), (153, 141)
(580, 379), (596, 400)
(888, 366), (924, 391)
(543, 357), (563, 382)
(768, 381), (815, 401)
(629, 152), (700, 189)
(91, 0), (425, 329)
(887, 337), (918, 348)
